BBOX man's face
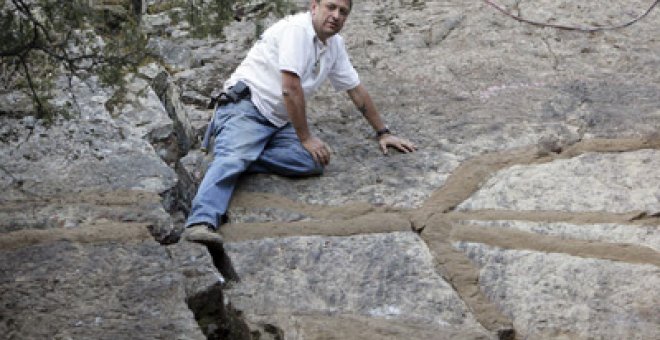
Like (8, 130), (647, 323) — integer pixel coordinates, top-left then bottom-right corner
(311, 0), (351, 42)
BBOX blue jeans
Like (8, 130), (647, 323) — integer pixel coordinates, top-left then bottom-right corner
(185, 99), (323, 229)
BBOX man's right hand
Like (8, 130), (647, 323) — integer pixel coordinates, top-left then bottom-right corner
(302, 136), (331, 166)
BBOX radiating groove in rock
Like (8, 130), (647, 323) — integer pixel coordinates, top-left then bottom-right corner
(448, 210), (658, 226)
(459, 219), (660, 251)
(412, 138), (660, 338)
(416, 137), (660, 228)
(420, 215), (515, 336)
(222, 212), (412, 242)
(451, 224), (660, 266)
(0, 222), (153, 251)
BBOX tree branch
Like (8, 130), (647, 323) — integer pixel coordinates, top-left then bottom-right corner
(19, 54), (45, 117)
(484, 0), (659, 32)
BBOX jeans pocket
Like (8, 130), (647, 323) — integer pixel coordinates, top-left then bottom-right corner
(214, 105), (237, 130)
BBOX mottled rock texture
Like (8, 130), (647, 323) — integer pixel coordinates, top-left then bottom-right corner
(456, 243), (659, 340)
(225, 233), (485, 328)
(458, 150), (660, 214)
(0, 240), (207, 340)
(1, 0), (659, 339)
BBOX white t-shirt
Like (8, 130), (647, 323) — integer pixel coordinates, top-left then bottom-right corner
(225, 12), (360, 127)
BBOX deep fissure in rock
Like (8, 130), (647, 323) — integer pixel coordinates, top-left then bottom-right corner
(207, 242), (240, 282)
(146, 65), (255, 338)
(186, 283), (253, 340)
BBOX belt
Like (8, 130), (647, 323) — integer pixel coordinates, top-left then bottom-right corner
(201, 81), (251, 153)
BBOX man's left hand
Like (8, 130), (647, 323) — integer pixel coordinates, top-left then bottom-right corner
(378, 134), (417, 155)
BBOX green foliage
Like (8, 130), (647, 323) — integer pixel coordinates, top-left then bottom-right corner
(0, 0), (147, 120)
(0, 0), (296, 120)
(186, 0), (235, 38)
(181, 0), (295, 39)
(247, 0), (296, 39)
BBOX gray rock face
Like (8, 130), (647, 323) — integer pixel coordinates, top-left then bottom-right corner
(456, 242), (660, 340)
(1, 0), (659, 339)
(238, 149), (461, 208)
(115, 71), (179, 163)
(0, 63), (203, 238)
(231, 0), (660, 210)
(447, 147), (659, 339)
(225, 232), (483, 328)
(0, 240), (205, 340)
(458, 150), (660, 214)
(0, 117), (172, 191)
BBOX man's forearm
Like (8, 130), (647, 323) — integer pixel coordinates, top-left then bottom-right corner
(282, 72), (311, 141)
(281, 71), (331, 164)
(347, 84), (387, 132)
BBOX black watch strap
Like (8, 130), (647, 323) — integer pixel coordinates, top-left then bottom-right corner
(376, 127), (391, 137)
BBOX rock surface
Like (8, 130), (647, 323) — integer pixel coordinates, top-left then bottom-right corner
(456, 243), (659, 340)
(458, 149), (660, 214)
(1, 0), (659, 339)
(225, 233), (485, 328)
(0, 239), (207, 340)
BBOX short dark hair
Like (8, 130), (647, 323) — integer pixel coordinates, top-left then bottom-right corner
(316, 0), (353, 10)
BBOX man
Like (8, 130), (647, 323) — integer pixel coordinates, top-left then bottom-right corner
(183, 0), (416, 245)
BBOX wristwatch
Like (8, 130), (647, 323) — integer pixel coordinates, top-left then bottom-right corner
(376, 127), (391, 137)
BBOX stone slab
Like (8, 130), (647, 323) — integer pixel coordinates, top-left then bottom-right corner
(0, 240), (206, 340)
(224, 232), (488, 333)
(455, 242), (660, 339)
(0, 72), (184, 240)
(244, 313), (495, 340)
(458, 150), (660, 214)
(237, 149), (461, 209)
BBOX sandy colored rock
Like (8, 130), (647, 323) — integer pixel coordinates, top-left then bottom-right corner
(461, 219), (660, 252)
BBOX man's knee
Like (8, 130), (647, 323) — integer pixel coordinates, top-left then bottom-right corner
(279, 157), (324, 177)
(296, 149), (325, 176)
(304, 162), (324, 176)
